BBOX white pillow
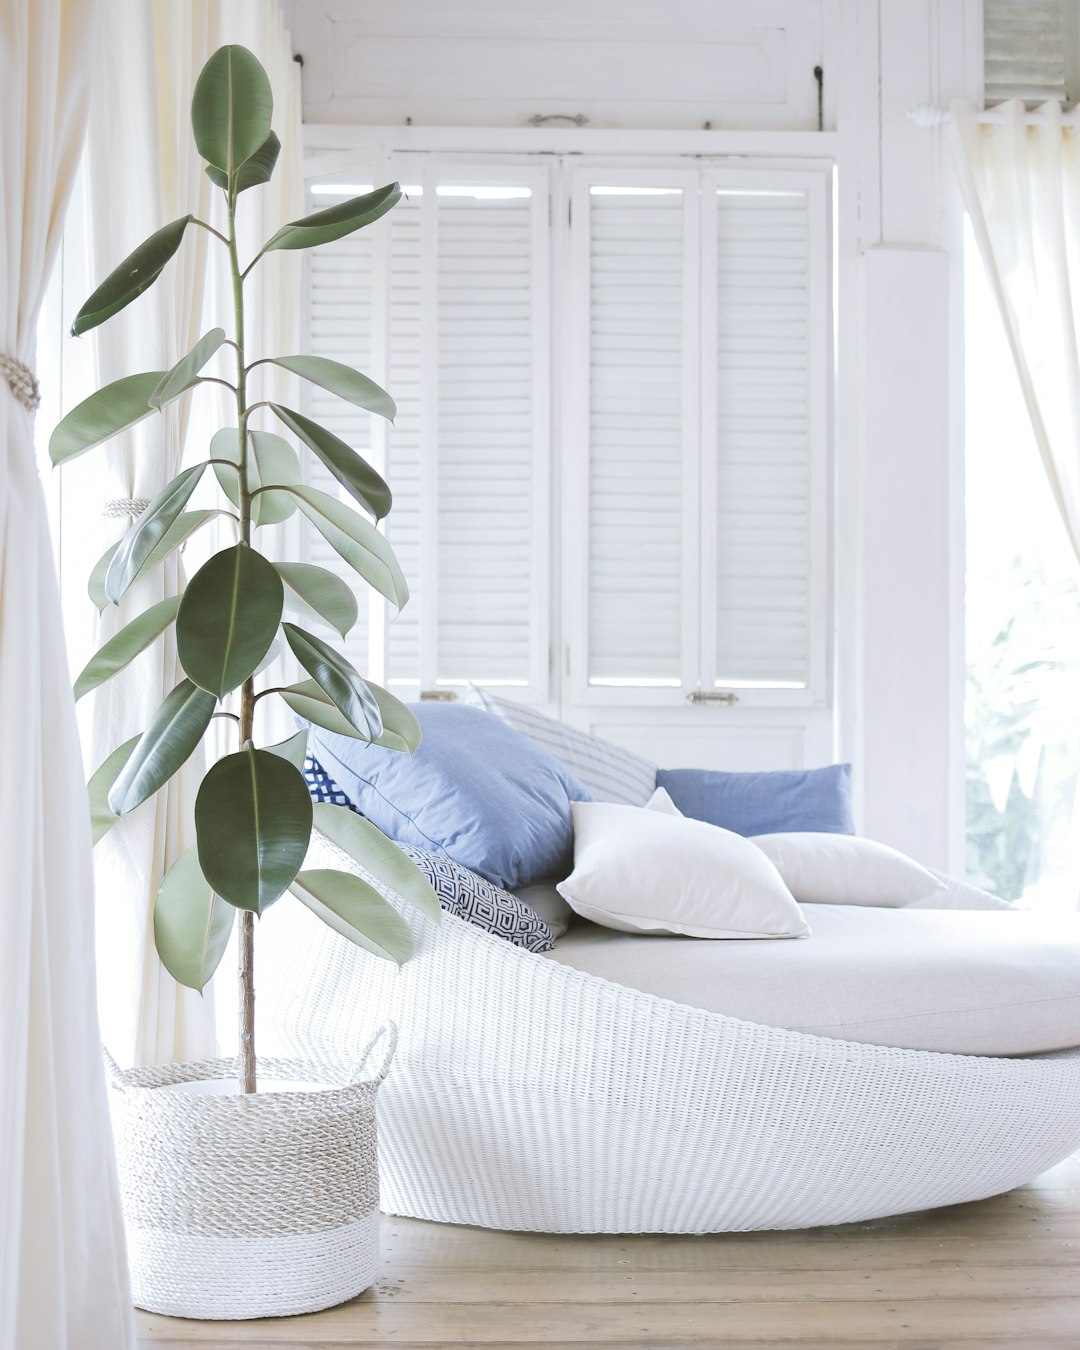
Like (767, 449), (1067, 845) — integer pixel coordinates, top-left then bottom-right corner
(558, 801), (809, 939)
(749, 832), (947, 907)
(644, 785), (682, 816)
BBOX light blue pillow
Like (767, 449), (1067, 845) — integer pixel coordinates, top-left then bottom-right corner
(308, 703), (593, 891)
(656, 764), (854, 837)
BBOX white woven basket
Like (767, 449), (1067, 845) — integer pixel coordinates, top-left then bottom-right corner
(105, 1023), (396, 1320)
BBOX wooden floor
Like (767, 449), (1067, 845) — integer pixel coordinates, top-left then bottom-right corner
(136, 1153), (1080, 1349)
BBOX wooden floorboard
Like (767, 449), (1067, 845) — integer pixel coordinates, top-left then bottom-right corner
(135, 1155), (1080, 1348)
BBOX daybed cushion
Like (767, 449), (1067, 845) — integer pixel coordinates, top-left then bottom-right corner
(545, 903), (1080, 1055)
(308, 703), (593, 891)
(466, 686), (657, 806)
(657, 764), (855, 836)
(556, 801), (810, 940)
(750, 832), (947, 907)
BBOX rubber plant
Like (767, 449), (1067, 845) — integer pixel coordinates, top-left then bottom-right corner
(49, 45), (438, 1093)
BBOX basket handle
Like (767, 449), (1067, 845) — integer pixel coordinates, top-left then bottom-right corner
(351, 1021), (398, 1084)
(101, 1045), (127, 1092)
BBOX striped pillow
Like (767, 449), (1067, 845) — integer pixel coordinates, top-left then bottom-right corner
(465, 687), (657, 807)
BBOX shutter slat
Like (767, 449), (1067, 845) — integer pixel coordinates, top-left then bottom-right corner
(713, 187), (813, 686)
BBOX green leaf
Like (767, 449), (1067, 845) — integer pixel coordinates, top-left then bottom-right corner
(191, 45), (273, 178)
(87, 736), (140, 845)
(312, 803), (440, 923)
(89, 542), (120, 612)
(91, 509), (226, 612)
(71, 216), (193, 337)
(265, 728), (309, 773)
(150, 328), (227, 409)
(210, 427), (299, 526)
(270, 404), (392, 520)
(105, 464), (206, 605)
(288, 484), (409, 610)
(282, 622), (382, 739)
(49, 371), (165, 466)
(153, 847), (234, 992)
(108, 678), (216, 816)
(278, 678), (420, 752)
(176, 543), (283, 696)
(289, 868), (415, 964)
(74, 595), (181, 701)
(207, 130), (280, 193)
(264, 356), (396, 422)
(262, 183), (401, 253)
(276, 560), (358, 638)
(196, 748), (312, 914)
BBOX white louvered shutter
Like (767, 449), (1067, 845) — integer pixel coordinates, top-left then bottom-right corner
(983, 0), (1076, 107)
(577, 178), (697, 687)
(304, 204), (379, 673)
(568, 166), (828, 703)
(303, 166), (549, 697)
(703, 179), (825, 690)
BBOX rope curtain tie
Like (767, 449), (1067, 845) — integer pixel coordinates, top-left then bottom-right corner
(0, 354), (41, 411)
(104, 498), (151, 519)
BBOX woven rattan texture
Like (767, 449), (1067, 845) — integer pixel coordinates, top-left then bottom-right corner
(256, 830), (1080, 1235)
(109, 1056), (379, 1237)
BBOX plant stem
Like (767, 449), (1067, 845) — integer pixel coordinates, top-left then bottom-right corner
(228, 189), (258, 1096)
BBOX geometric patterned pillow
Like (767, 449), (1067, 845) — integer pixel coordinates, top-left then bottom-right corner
(304, 754), (553, 952)
(397, 844), (554, 953)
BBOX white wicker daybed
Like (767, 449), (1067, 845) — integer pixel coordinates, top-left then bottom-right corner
(260, 833), (1080, 1234)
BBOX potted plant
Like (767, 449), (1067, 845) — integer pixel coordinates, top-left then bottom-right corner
(50, 44), (438, 1320)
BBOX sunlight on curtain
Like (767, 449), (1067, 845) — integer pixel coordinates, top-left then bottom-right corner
(952, 100), (1080, 912)
(0, 0), (135, 1344)
(964, 222), (1080, 910)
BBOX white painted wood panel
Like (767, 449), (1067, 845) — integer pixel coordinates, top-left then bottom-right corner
(860, 246), (951, 867)
(284, 0), (826, 131)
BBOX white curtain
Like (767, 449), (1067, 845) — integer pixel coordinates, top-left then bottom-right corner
(86, 0), (303, 1067)
(951, 99), (1080, 565)
(0, 1), (135, 1346)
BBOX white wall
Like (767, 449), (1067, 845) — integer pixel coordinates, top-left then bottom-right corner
(282, 0), (982, 871)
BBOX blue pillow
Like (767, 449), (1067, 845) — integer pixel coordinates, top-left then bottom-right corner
(656, 764), (854, 837)
(308, 703), (593, 890)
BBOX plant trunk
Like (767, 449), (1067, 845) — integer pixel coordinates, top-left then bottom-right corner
(238, 912), (255, 1093)
(228, 192), (257, 1094)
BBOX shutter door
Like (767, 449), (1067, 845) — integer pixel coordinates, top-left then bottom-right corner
(583, 183), (693, 687)
(304, 203), (378, 674)
(706, 184), (818, 688)
(435, 183), (543, 686)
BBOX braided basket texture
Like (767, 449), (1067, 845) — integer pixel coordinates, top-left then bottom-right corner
(105, 1026), (395, 1319)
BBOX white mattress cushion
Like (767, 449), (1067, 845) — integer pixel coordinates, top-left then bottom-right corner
(544, 903), (1080, 1056)
(749, 832), (947, 907)
(557, 801), (810, 940)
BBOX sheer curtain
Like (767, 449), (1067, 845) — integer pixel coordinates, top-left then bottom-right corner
(0, 0), (135, 1346)
(85, 0), (303, 1066)
(950, 99), (1080, 565)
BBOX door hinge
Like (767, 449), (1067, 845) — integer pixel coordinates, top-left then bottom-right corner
(686, 690), (739, 706)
